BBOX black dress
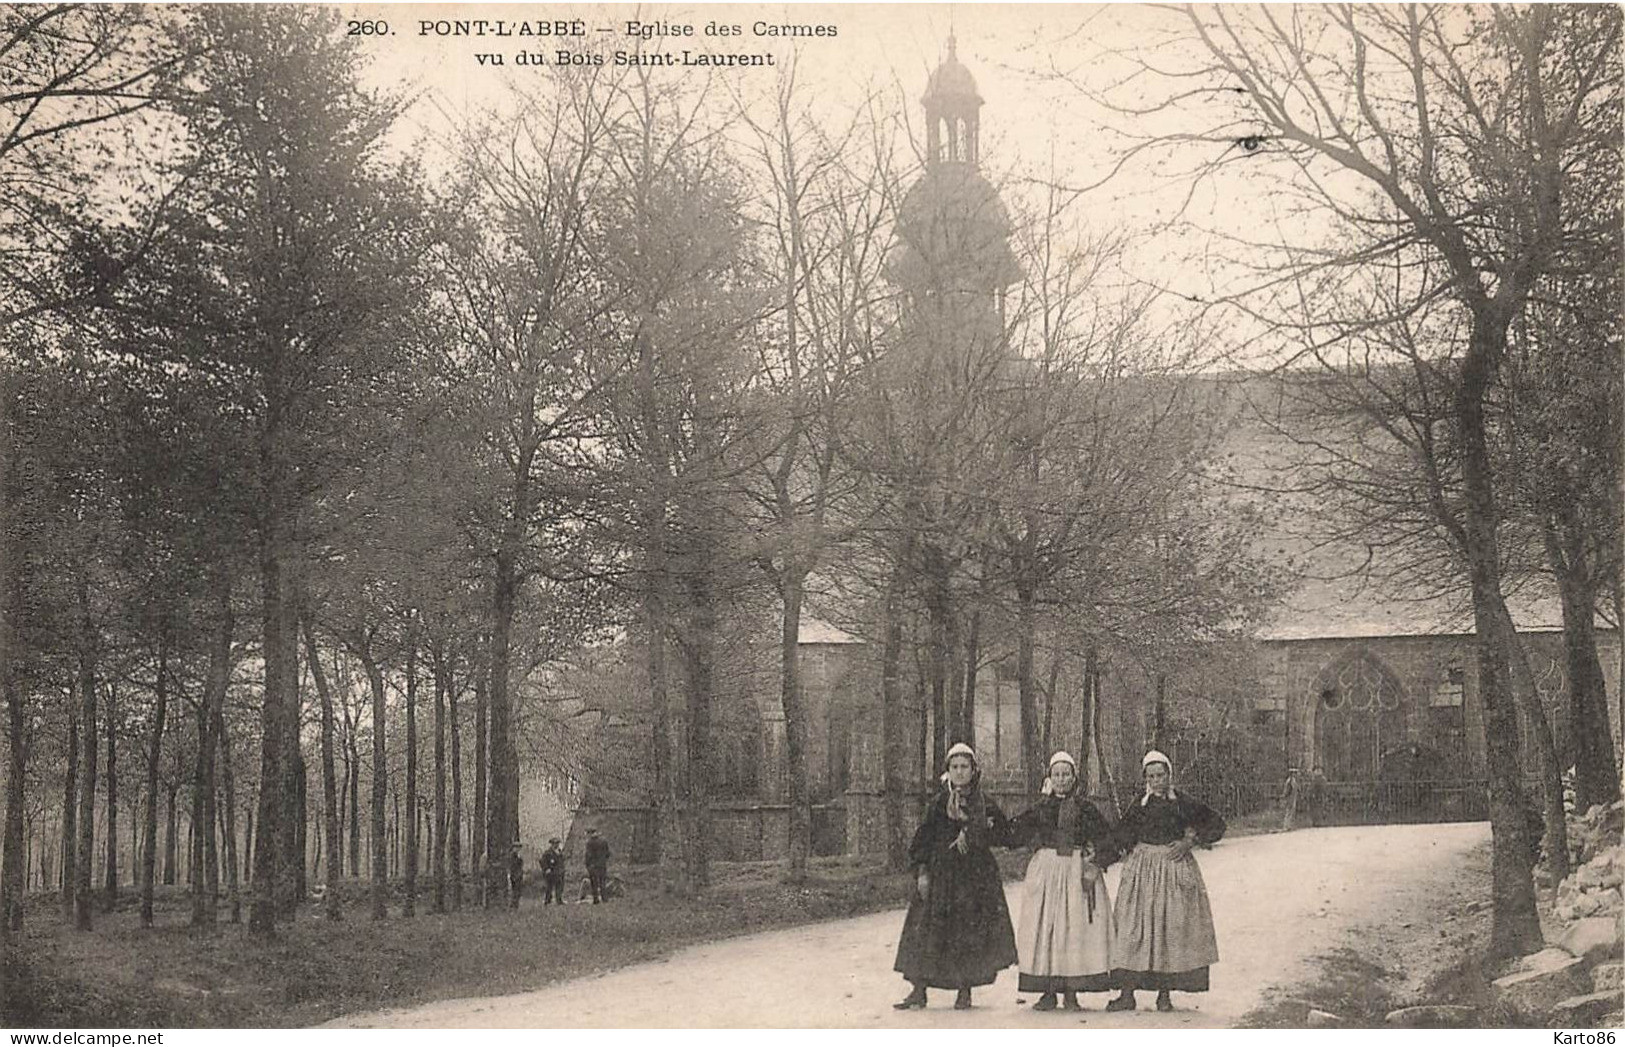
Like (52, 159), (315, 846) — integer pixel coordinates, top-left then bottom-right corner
(893, 786), (1019, 989)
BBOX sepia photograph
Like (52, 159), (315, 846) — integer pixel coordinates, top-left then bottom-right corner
(0, 0), (1621, 1033)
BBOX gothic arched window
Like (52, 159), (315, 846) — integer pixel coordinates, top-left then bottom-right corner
(1311, 648), (1408, 781)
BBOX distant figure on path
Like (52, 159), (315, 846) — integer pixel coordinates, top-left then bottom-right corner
(506, 841), (525, 908)
(1003, 751), (1119, 1012)
(1108, 750), (1226, 1013)
(1280, 768), (1303, 831)
(892, 742), (1018, 1011)
(539, 837), (566, 905)
(585, 827), (611, 904)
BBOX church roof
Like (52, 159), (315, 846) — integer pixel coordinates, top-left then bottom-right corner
(800, 616), (862, 645)
(1208, 372), (1572, 641)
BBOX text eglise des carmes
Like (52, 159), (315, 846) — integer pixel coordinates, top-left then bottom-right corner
(415, 18), (838, 68)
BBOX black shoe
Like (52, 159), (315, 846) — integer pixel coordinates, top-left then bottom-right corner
(894, 987), (927, 1010)
(1156, 991), (1174, 1012)
(954, 988), (972, 1010)
(1033, 992), (1058, 1012)
(1062, 992), (1083, 1011)
(1105, 993), (1136, 1012)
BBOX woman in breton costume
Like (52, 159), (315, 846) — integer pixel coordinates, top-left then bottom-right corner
(1002, 751), (1119, 1012)
(1107, 749), (1226, 1012)
(892, 742), (1018, 1011)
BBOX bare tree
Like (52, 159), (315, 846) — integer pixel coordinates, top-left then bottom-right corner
(1077, 4), (1618, 956)
(735, 64), (890, 877)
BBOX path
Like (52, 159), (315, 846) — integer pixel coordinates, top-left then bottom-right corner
(324, 822), (1489, 1028)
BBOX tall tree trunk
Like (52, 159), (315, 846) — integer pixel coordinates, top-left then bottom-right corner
(191, 580), (230, 927)
(102, 682), (117, 911)
(217, 709), (240, 924)
(449, 674), (463, 910)
(473, 639), (487, 907)
(1490, 603), (1570, 882)
(780, 568), (810, 879)
(1, 555), (24, 934)
(336, 763), (348, 879)
(288, 715), (306, 910)
(1613, 580), (1624, 770)
(927, 569), (949, 775)
(880, 564), (907, 870)
(404, 615), (418, 916)
(1152, 674), (1168, 751)
(60, 701), (77, 919)
(74, 581), (98, 931)
(683, 533), (715, 891)
(140, 625), (169, 928)
(345, 699), (360, 880)
(432, 652), (447, 914)
(251, 541), (299, 935)
(646, 578), (677, 873)
(962, 610), (980, 749)
(352, 636), (388, 920)
(1458, 321), (1542, 958)
(1, 636), (22, 936)
(302, 621), (342, 920)
(1087, 650), (1113, 802)
(1015, 575), (1042, 794)
(1041, 650), (1057, 761)
(1547, 518), (1621, 810)
(487, 550), (519, 898)
(163, 784), (178, 886)
(638, 322), (681, 876)
(0, 375), (15, 942)
(390, 789), (400, 879)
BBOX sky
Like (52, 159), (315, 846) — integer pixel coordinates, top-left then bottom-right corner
(333, 2), (1295, 358)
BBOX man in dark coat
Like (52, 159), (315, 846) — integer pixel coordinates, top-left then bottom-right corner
(539, 837), (566, 905)
(506, 841), (525, 908)
(584, 827), (611, 904)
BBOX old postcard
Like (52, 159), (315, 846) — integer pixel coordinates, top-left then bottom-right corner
(0, 1), (1619, 1034)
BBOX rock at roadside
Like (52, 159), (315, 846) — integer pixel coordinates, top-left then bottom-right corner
(1577, 849), (1623, 891)
(1595, 961), (1625, 995)
(1493, 951), (1591, 1017)
(1383, 1004), (1478, 1028)
(1557, 916), (1625, 966)
(1305, 1009), (1344, 1028)
(1550, 991), (1623, 1027)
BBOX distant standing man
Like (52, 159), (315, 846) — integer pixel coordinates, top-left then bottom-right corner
(585, 827), (611, 905)
(507, 841), (525, 908)
(539, 837), (566, 905)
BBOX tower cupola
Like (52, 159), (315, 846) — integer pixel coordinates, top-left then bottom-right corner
(923, 35), (982, 166)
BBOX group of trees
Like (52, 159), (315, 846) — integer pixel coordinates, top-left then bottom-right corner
(3, 4), (1613, 976)
(0, 4), (1265, 940)
(1081, 4), (1621, 958)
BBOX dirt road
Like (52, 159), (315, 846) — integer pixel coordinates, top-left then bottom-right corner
(324, 822), (1490, 1028)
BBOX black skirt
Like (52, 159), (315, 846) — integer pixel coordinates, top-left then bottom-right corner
(893, 795), (1018, 989)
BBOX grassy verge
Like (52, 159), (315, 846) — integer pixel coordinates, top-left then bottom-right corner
(6, 852), (1040, 1028)
(1236, 948), (1401, 1027)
